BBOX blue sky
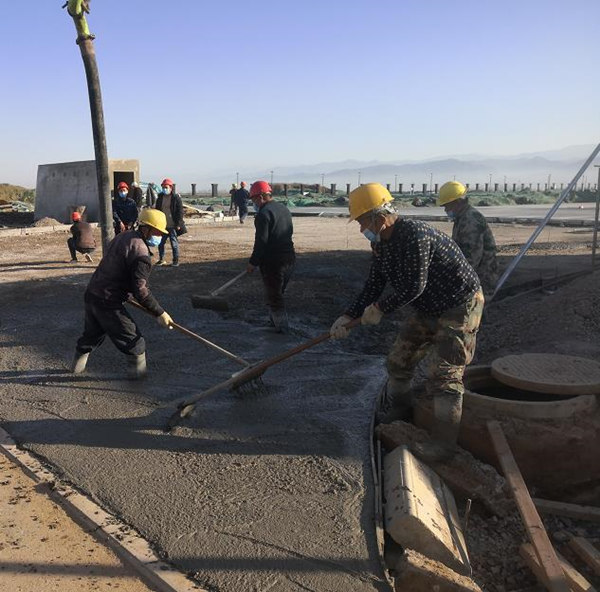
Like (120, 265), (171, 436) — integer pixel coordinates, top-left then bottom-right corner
(1, 0), (599, 188)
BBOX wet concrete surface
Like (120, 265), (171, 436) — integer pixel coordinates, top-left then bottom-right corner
(0, 275), (389, 591)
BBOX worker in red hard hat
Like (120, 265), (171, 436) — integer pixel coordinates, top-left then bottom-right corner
(67, 211), (96, 263)
(112, 181), (138, 234)
(155, 178), (186, 267)
(246, 180), (295, 333)
(232, 181), (250, 224)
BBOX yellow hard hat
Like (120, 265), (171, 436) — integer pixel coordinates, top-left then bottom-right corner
(139, 208), (168, 234)
(437, 181), (467, 206)
(348, 183), (393, 221)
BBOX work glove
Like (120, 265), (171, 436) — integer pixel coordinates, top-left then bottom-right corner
(361, 303), (383, 326)
(330, 314), (353, 339)
(157, 311), (174, 329)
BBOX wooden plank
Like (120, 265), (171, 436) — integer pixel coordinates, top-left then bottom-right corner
(534, 498), (600, 524)
(520, 544), (597, 592)
(569, 537), (600, 577)
(487, 421), (570, 592)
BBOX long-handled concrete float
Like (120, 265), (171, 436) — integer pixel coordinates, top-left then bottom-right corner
(164, 318), (362, 431)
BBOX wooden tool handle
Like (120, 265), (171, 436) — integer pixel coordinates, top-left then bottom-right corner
(210, 270), (248, 297)
(127, 299), (250, 367)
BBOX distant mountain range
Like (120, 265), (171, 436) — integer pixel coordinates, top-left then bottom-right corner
(193, 144), (599, 190)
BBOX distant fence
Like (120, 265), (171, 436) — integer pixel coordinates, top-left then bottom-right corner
(185, 180), (599, 198)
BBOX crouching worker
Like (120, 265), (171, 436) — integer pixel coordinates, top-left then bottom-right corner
(330, 183), (484, 462)
(68, 211), (96, 263)
(71, 209), (174, 379)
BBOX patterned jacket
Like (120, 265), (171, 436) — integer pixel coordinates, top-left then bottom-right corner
(452, 203), (499, 295)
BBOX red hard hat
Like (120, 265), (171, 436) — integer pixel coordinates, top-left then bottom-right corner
(250, 180), (272, 198)
(117, 181), (129, 190)
(240, 181), (247, 188)
(71, 211), (82, 222)
(161, 178), (174, 187)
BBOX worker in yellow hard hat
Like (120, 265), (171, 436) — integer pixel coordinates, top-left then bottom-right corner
(330, 183), (485, 462)
(70, 208), (174, 379)
(438, 181), (499, 296)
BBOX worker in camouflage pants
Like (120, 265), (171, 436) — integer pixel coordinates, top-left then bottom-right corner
(330, 183), (484, 462)
(438, 180), (499, 296)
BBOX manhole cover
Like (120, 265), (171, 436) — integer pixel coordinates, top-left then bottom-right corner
(491, 354), (600, 396)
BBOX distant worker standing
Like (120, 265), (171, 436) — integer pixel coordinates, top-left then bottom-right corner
(155, 178), (185, 267)
(233, 181), (250, 224)
(112, 181), (138, 235)
(330, 183), (484, 462)
(438, 181), (499, 296)
(70, 209), (174, 379)
(229, 183), (238, 216)
(247, 180), (295, 333)
(67, 211), (96, 263)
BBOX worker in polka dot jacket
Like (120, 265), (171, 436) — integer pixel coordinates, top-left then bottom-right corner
(330, 183), (485, 463)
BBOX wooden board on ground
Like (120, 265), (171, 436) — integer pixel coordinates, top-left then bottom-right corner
(569, 536), (600, 577)
(491, 354), (600, 395)
(487, 421), (570, 592)
(533, 498), (600, 523)
(520, 543), (597, 592)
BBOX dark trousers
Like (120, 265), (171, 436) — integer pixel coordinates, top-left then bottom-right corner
(260, 256), (295, 312)
(67, 237), (95, 260)
(158, 228), (179, 262)
(238, 203), (248, 223)
(76, 294), (146, 356)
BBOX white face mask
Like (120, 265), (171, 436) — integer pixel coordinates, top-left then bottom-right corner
(162, 186), (172, 195)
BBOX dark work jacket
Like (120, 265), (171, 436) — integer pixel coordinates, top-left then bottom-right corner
(249, 200), (295, 266)
(131, 186), (144, 208)
(70, 221), (96, 250)
(233, 188), (250, 208)
(112, 197), (138, 227)
(155, 192), (184, 228)
(86, 230), (163, 316)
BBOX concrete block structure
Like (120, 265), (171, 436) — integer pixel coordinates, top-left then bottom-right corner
(35, 159), (139, 223)
(383, 446), (470, 575)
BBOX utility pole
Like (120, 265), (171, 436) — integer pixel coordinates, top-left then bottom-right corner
(429, 172), (433, 194)
(64, 0), (113, 253)
(321, 173), (325, 188)
(236, 171), (239, 185)
(270, 170), (274, 185)
(394, 174), (398, 192)
(358, 170), (361, 187)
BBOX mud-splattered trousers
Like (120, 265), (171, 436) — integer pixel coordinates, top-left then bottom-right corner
(385, 288), (485, 409)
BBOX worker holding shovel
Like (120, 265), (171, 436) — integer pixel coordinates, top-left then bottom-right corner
(330, 183), (484, 462)
(70, 209), (174, 379)
(247, 180), (295, 333)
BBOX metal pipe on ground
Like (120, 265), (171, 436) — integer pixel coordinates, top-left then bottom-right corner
(190, 270), (248, 311)
(491, 142), (600, 301)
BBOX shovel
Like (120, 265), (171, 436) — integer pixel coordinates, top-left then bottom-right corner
(190, 270), (247, 312)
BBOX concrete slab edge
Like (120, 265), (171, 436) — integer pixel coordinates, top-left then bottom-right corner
(0, 426), (206, 592)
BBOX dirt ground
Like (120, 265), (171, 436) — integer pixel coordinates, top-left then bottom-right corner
(0, 453), (156, 592)
(1, 214), (599, 591)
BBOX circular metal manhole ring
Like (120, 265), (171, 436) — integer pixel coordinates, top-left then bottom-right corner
(491, 354), (600, 396)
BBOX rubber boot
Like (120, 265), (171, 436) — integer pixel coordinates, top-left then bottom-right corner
(412, 393), (462, 463)
(127, 352), (147, 379)
(270, 309), (289, 334)
(376, 377), (413, 424)
(71, 351), (89, 374)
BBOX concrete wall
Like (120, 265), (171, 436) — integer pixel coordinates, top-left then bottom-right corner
(35, 159), (139, 223)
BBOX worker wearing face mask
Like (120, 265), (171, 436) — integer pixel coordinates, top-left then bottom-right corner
(155, 178), (185, 267)
(438, 181), (499, 297)
(330, 183), (484, 463)
(112, 181), (138, 235)
(70, 208), (174, 379)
